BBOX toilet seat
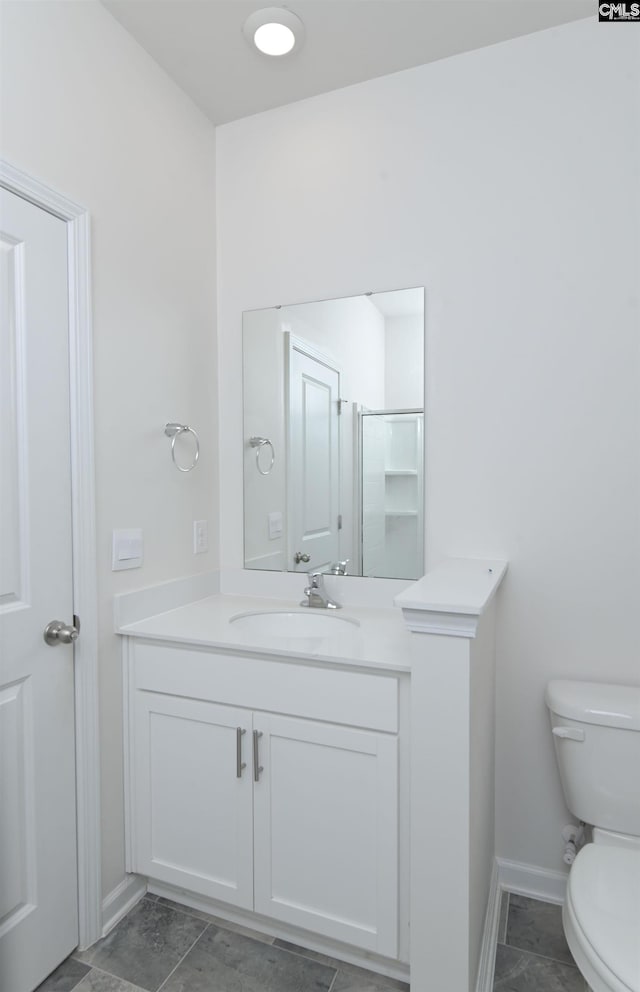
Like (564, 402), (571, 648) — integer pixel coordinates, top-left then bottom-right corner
(563, 844), (640, 992)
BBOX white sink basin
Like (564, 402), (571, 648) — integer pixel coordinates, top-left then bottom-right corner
(229, 610), (360, 640)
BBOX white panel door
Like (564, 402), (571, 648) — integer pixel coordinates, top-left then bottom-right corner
(287, 337), (340, 572)
(253, 714), (399, 956)
(133, 692), (254, 909)
(0, 189), (78, 992)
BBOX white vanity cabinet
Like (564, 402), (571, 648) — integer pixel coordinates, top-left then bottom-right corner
(252, 713), (398, 955)
(125, 640), (402, 959)
(132, 691), (255, 909)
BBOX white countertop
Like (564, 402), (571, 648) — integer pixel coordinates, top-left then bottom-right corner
(116, 593), (414, 672)
(394, 558), (508, 614)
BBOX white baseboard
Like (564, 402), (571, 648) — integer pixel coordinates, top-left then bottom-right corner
(496, 857), (568, 905)
(475, 857), (569, 992)
(101, 875), (147, 937)
(475, 860), (501, 992)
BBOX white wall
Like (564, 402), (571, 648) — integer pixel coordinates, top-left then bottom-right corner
(284, 296), (386, 410)
(217, 18), (640, 876)
(0, 1), (218, 899)
(385, 315), (424, 410)
(242, 309), (287, 569)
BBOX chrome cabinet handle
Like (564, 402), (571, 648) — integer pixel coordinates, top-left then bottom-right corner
(43, 619), (80, 646)
(294, 552), (311, 564)
(236, 727), (247, 778)
(253, 730), (263, 782)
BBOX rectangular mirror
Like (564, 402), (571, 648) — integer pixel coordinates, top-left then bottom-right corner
(242, 287), (424, 580)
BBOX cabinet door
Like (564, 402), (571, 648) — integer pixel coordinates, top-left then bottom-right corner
(253, 714), (398, 956)
(132, 692), (253, 909)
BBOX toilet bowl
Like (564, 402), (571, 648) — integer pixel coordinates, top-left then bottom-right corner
(563, 843), (640, 992)
(545, 680), (640, 992)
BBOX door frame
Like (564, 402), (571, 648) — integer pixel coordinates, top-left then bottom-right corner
(0, 160), (101, 949)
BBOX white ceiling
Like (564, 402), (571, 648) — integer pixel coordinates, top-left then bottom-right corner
(101, 0), (592, 126)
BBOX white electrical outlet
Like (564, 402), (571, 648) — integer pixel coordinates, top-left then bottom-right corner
(193, 519), (208, 554)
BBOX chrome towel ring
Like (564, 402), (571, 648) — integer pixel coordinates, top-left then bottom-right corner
(164, 423), (200, 472)
(249, 436), (275, 476)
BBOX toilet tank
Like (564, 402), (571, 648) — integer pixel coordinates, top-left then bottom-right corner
(545, 680), (640, 837)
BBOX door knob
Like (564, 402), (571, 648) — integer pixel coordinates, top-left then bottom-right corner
(294, 552), (311, 564)
(43, 619), (80, 646)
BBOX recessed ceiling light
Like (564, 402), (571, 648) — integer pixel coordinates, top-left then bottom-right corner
(243, 7), (305, 57)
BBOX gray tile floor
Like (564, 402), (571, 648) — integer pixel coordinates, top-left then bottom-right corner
(35, 889), (588, 992)
(35, 894), (409, 992)
(493, 893), (588, 992)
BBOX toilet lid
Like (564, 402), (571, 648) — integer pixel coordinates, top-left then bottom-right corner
(569, 844), (640, 992)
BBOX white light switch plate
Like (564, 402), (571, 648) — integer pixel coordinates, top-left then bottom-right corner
(112, 529), (143, 571)
(268, 511), (283, 540)
(193, 519), (208, 554)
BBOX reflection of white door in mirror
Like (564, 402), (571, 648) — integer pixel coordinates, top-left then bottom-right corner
(287, 335), (340, 572)
(242, 287), (424, 579)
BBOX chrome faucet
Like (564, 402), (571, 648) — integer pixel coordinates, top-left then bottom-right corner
(329, 559), (349, 576)
(300, 571), (341, 610)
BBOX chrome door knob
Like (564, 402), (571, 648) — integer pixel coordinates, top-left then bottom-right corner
(43, 619), (80, 646)
(294, 552), (311, 564)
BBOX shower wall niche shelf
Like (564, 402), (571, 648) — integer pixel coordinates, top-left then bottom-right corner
(360, 409), (424, 579)
(382, 412), (423, 579)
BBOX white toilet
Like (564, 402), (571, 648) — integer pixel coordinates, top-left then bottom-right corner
(546, 680), (640, 992)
